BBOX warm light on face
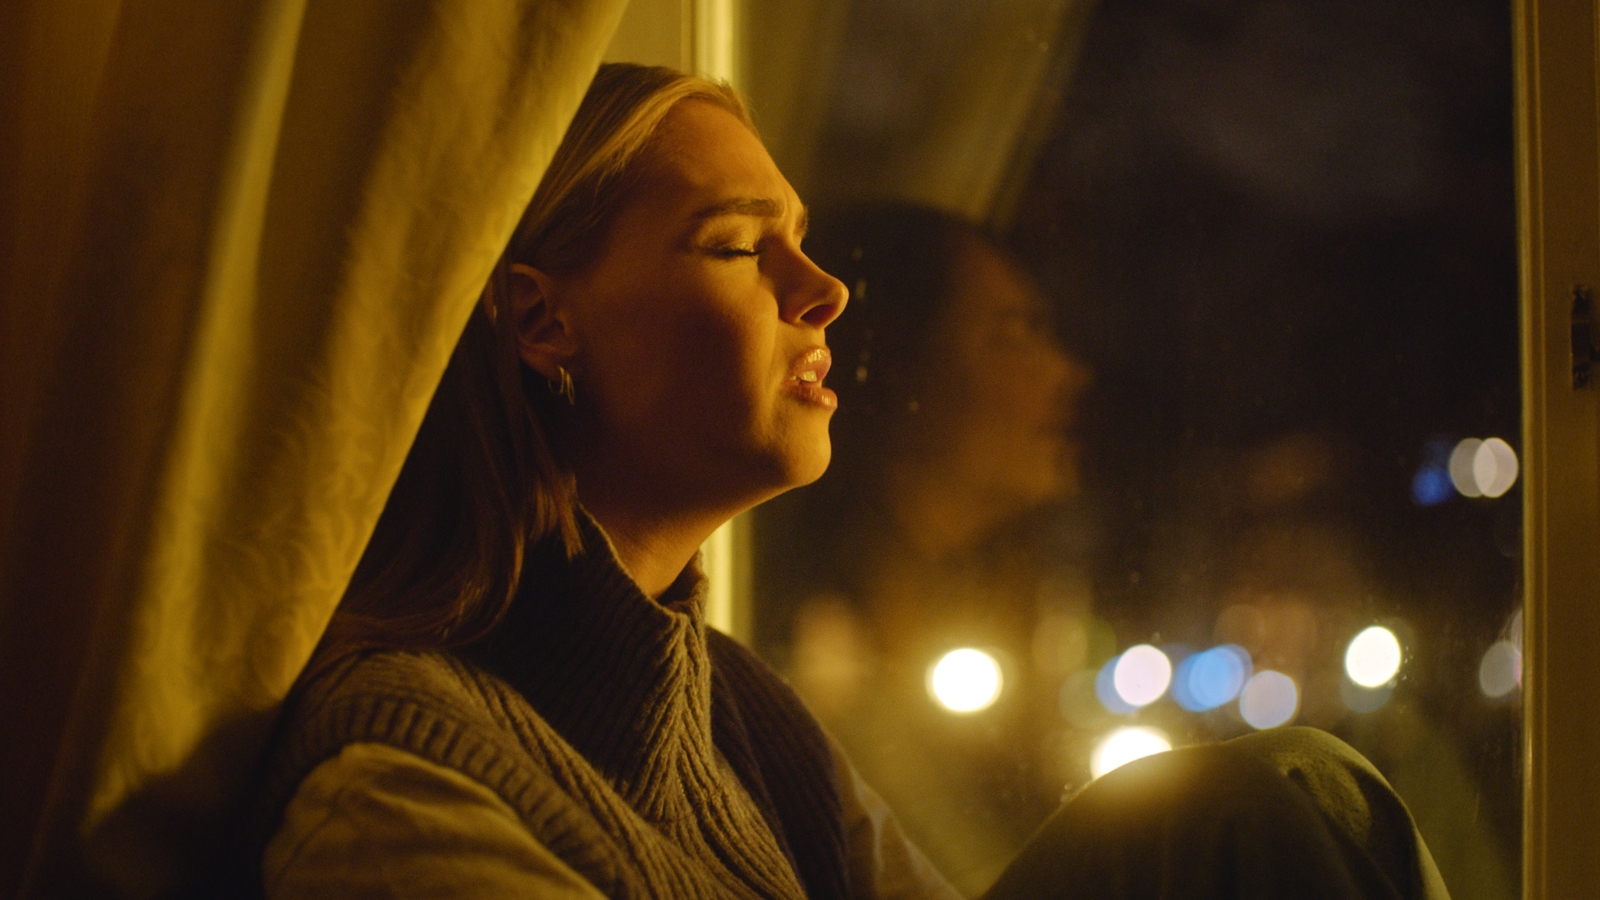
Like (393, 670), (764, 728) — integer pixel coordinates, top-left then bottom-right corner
(928, 648), (1003, 713)
(1344, 626), (1402, 688)
(1112, 644), (1172, 707)
(559, 101), (843, 510)
(1090, 726), (1173, 779)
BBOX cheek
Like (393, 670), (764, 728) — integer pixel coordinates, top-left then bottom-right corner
(951, 345), (1056, 434)
(678, 305), (772, 400)
(609, 294), (774, 437)
(943, 349), (1069, 479)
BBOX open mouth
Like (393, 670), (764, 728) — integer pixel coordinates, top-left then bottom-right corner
(790, 347), (832, 384)
(786, 347), (837, 409)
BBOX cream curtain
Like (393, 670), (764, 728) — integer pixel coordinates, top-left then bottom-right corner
(0, 1), (626, 896)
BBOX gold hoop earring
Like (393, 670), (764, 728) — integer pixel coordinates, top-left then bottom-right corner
(548, 366), (576, 406)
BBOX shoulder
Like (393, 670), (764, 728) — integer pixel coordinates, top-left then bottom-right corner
(249, 652), (587, 873)
(263, 742), (605, 900)
(263, 650), (534, 807)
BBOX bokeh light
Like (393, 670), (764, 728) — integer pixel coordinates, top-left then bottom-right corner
(1479, 640), (1521, 699)
(1112, 644), (1172, 707)
(1239, 670), (1299, 729)
(1090, 726), (1173, 779)
(1095, 656), (1138, 715)
(1344, 626), (1402, 688)
(1474, 437), (1519, 498)
(1411, 438), (1455, 506)
(1172, 644), (1252, 711)
(1410, 466), (1453, 506)
(1447, 437), (1520, 499)
(1448, 438), (1484, 498)
(927, 648), (1003, 713)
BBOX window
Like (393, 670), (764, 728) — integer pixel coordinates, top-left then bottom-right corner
(598, 1), (1600, 894)
(743, 3), (1521, 897)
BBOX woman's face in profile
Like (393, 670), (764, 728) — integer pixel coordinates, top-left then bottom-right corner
(553, 100), (848, 508)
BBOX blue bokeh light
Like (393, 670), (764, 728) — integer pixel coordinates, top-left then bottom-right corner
(1172, 644), (1252, 712)
(1410, 467), (1453, 506)
(1412, 438), (1456, 506)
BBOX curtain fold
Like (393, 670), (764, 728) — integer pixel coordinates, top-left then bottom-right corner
(0, 1), (626, 895)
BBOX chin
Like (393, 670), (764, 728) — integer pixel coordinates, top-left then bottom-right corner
(788, 446), (833, 489)
(774, 434), (833, 491)
(1009, 458), (1076, 509)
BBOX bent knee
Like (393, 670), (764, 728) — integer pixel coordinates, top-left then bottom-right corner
(1227, 725), (1374, 775)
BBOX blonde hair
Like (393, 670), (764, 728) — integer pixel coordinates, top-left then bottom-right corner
(326, 64), (751, 655)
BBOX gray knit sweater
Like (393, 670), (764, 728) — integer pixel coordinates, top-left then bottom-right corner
(248, 518), (852, 899)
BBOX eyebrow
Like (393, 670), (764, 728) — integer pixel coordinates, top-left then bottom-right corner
(689, 197), (809, 236)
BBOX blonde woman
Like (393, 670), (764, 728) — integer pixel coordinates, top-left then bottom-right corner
(245, 63), (1451, 900)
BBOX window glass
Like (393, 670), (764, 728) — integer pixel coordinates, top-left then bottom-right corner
(744, 2), (1521, 898)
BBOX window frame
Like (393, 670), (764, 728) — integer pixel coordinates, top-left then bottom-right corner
(1514, 1), (1600, 896)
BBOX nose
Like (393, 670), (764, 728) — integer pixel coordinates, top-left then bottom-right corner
(1041, 335), (1093, 402)
(785, 251), (849, 330)
(1057, 345), (1093, 396)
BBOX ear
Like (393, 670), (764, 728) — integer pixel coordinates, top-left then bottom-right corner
(507, 262), (579, 380)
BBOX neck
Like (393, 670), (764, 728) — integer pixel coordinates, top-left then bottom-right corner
(577, 490), (738, 599)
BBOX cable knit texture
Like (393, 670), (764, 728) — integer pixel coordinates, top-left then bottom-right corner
(248, 515), (851, 899)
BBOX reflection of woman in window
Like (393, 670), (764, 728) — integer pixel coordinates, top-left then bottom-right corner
(245, 66), (1450, 900)
(755, 206), (1095, 891)
(759, 206), (1453, 899)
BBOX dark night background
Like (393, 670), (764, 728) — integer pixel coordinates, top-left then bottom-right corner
(1011, 0), (1518, 619)
(757, 0), (1524, 892)
(1010, 0), (1523, 880)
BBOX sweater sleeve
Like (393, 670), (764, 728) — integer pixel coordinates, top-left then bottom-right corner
(827, 734), (967, 900)
(263, 742), (605, 900)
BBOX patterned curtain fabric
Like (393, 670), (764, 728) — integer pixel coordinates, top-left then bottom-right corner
(0, 1), (625, 895)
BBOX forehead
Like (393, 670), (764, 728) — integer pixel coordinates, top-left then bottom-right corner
(637, 100), (794, 209)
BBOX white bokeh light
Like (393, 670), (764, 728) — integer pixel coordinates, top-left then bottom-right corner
(928, 648), (1003, 713)
(1112, 644), (1172, 707)
(1344, 626), (1402, 688)
(1479, 640), (1522, 699)
(1090, 726), (1173, 779)
(1473, 437), (1519, 498)
(1448, 438), (1484, 498)
(1239, 670), (1299, 729)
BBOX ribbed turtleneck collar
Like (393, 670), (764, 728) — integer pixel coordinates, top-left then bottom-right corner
(461, 512), (813, 900)
(465, 511), (716, 820)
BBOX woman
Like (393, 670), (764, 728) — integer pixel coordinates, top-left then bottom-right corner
(245, 63), (1450, 899)
(247, 62), (948, 900)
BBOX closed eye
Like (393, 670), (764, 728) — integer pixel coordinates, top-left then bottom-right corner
(708, 245), (761, 259)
